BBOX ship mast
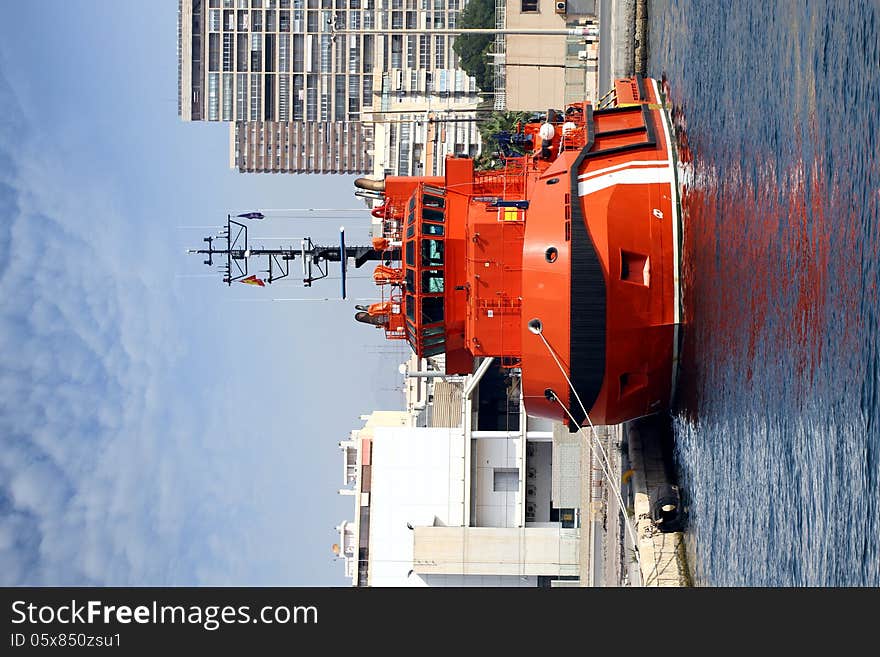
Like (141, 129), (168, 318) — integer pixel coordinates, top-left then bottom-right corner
(187, 214), (396, 298)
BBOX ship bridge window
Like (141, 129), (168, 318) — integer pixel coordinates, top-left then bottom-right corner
(409, 196), (416, 211)
(423, 333), (445, 347)
(405, 293), (416, 322)
(422, 193), (445, 209)
(423, 185), (446, 197)
(405, 267), (415, 291)
(421, 296), (444, 324)
(422, 325), (444, 337)
(407, 209), (415, 226)
(422, 207), (444, 222)
(422, 269), (444, 293)
(421, 239), (444, 267)
(423, 341), (445, 357)
(406, 224), (415, 238)
(423, 223), (444, 236)
(405, 240), (415, 266)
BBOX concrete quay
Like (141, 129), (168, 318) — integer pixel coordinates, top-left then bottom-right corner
(625, 417), (692, 587)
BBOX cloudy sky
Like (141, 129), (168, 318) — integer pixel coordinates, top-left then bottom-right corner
(0, 2), (408, 585)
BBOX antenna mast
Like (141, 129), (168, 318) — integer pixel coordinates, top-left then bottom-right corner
(187, 214), (397, 298)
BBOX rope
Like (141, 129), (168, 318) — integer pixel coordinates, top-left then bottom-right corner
(532, 330), (642, 575)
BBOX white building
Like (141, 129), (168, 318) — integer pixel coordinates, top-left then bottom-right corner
(335, 358), (581, 586)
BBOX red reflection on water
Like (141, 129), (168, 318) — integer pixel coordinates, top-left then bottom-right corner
(669, 103), (865, 420)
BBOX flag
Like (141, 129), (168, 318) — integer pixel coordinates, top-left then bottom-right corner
(240, 274), (265, 287)
(237, 212), (265, 220)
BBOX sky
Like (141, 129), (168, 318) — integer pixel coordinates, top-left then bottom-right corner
(0, 2), (409, 585)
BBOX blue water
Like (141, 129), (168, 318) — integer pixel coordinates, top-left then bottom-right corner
(650, 0), (880, 586)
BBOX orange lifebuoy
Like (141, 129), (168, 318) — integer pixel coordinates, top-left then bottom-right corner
(371, 205), (387, 218)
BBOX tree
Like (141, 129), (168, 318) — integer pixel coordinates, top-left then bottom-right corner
(452, 0), (495, 92)
(473, 110), (532, 170)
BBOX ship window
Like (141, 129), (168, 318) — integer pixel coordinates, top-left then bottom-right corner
(422, 193), (445, 209)
(423, 185), (445, 197)
(407, 210), (415, 226)
(422, 223), (444, 236)
(406, 224), (415, 238)
(421, 239), (444, 267)
(422, 325), (444, 337)
(421, 296), (444, 323)
(422, 207), (444, 222)
(406, 294), (416, 322)
(423, 334), (445, 347)
(405, 240), (415, 266)
(422, 269), (444, 293)
(405, 267), (415, 291)
(409, 195), (416, 211)
(423, 342), (445, 356)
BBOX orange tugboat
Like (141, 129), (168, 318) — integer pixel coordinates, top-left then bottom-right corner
(359, 75), (682, 427)
(191, 75), (682, 429)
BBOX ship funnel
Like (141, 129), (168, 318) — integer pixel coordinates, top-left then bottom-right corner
(354, 177), (386, 192)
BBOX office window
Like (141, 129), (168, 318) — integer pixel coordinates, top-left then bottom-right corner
(419, 35), (429, 69)
(434, 35), (445, 69)
(306, 74), (317, 121)
(207, 73), (220, 120)
(208, 33), (220, 71)
(278, 74), (290, 120)
(237, 34), (249, 71)
(236, 73), (248, 118)
(250, 73), (262, 119)
(391, 35), (402, 69)
(279, 33), (290, 71)
(521, 0), (538, 11)
(222, 73), (233, 120)
(494, 469), (519, 492)
(264, 73), (275, 119)
(250, 33), (263, 72)
(292, 74), (304, 119)
(406, 35), (416, 69)
(293, 34), (304, 72)
(223, 33), (234, 72)
(320, 34), (332, 73)
(335, 75), (346, 120)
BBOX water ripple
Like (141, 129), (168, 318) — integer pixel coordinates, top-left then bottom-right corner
(651, 0), (880, 585)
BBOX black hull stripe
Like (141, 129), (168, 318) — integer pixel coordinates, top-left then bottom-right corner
(566, 77), (657, 429)
(567, 105), (605, 429)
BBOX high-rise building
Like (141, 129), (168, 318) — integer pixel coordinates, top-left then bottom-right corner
(178, 0), (482, 176)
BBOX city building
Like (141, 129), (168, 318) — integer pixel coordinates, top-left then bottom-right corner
(178, 0), (481, 175)
(496, 0), (598, 110)
(334, 358), (584, 587)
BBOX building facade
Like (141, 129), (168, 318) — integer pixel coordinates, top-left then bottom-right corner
(178, 0), (481, 175)
(498, 0), (598, 110)
(334, 359), (582, 587)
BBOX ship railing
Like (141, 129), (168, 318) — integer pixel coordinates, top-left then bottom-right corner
(596, 87), (617, 110)
(472, 159), (527, 197)
(560, 102), (591, 152)
(383, 288), (407, 341)
(373, 197), (406, 242)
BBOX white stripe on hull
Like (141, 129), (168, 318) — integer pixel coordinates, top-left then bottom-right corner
(577, 166), (673, 196)
(578, 159), (670, 181)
